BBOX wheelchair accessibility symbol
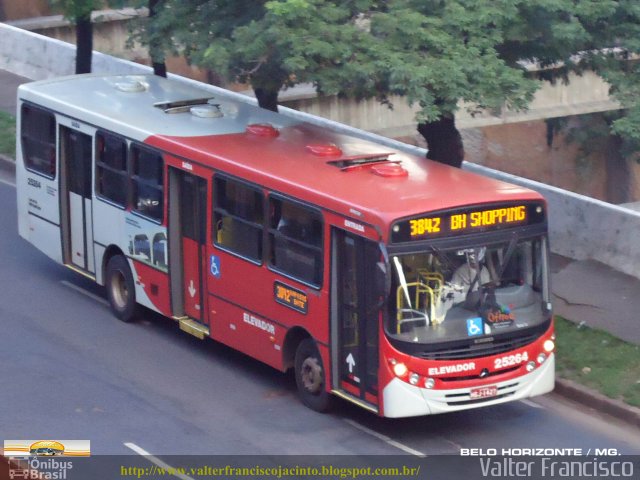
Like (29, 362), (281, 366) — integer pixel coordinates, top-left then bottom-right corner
(210, 255), (221, 279)
(466, 317), (483, 337)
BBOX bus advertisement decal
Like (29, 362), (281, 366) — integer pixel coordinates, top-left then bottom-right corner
(274, 281), (308, 314)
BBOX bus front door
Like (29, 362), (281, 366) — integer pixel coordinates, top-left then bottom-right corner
(60, 125), (95, 274)
(169, 168), (209, 327)
(331, 229), (379, 410)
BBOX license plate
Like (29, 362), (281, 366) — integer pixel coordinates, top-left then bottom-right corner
(470, 385), (498, 399)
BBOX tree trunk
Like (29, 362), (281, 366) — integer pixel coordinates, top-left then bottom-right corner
(149, 0), (167, 77)
(254, 87), (279, 112)
(75, 13), (93, 74)
(605, 135), (630, 204)
(417, 115), (465, 168)
(152, 61), (167, 78)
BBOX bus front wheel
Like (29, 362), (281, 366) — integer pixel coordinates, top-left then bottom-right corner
(294, 338), (333, 412)
(106, 255), (138, 323)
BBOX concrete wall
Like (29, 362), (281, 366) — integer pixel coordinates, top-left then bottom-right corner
(464, 163), (640, 277)
(283, 69), (620, 137)
(7, 9), (149, 61)
(0, 22), (148, 80)
(1, 22), (639, 279)
(0, 0), (50, 21)
(6, 9), (216, 83)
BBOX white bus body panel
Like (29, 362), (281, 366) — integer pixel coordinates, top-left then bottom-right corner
(382, 355), (555, 418)
(16, 105), (62, 263)
(92, 199), (127, 277)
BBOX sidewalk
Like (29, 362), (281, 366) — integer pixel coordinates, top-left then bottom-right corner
(551, 254), (640, 343)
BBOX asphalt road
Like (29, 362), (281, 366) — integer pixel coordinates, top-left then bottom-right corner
(1, 180), (640, 460)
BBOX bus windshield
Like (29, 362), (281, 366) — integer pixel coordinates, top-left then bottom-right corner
(386, 237), (550, 345)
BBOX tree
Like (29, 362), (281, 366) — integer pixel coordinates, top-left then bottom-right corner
(127, 0), (168, 77)
(50, 0), (99, 74)
(54, 0), (170, 77)
(152, 0), (371, 111)
(149, 0), (640, 168)
(151, 0), (544, 165)
(147, 0), (167, 77)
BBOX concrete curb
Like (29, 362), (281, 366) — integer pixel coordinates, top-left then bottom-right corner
(555, 378), (640, 428)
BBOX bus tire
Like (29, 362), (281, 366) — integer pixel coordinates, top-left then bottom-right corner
(106, 255), (138, 323)
(294, 338), (333, 412)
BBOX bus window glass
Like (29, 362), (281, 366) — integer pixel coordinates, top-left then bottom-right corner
(21, 105), (56, 178)
(213, 177), (263, 261)
(96, 132), (128, 206)
(131, 145), (164, 221)
(386, 237), (550, 346)
(269, 198), (323, 287)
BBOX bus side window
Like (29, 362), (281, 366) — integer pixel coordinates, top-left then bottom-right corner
(269, 197), (323, 287)
(21, 104), (56, 178)
(95, 131), (128, 207)
(213, 176), (264, 262)
(131, 144), (164, 222)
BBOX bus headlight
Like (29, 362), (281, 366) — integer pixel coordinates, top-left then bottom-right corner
(409, 373), (419, 385)
(543, 340), (555, 352)
(393, 362), (408, 377)
(526, 361), (536, 372)
(537, 353), (547, 365)
(424, 378), (435, 389)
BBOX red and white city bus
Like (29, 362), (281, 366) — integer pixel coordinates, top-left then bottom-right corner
(16, 74), (555, 417)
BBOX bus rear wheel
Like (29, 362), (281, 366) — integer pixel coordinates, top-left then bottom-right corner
(106, 255), (138, 323)
(294, 338), (333, 412)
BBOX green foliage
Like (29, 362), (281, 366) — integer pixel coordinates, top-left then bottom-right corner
(141, 0), (640, 145)
(0, 112), (16, 158)
(150, 0), (372, 96)
(352, 0), (541, 122)
(49, 0), (100, 20)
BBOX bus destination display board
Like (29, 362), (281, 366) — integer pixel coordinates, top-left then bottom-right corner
(391, 203), (545, 243)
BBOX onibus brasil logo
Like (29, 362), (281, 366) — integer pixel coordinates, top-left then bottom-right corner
(4, 440), (90, 479)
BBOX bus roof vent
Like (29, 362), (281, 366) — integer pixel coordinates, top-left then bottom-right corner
(190, 104), (223, 118)
(115, 79), (147, 93)
(371, 163), (408, 178)
(306, 144), (342, 157)
(154, 98), (215, 114)
(246, 123), (280, 137)
(326, 153), (397, 171)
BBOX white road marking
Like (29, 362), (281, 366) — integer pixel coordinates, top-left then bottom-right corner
(519, 399), (545, 409)
(60, 280), (109, 306)
(343, 418), (426, 457)
(124, 442), (195, 480)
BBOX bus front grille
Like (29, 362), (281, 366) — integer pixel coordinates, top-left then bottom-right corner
(417, 333), (540, 361)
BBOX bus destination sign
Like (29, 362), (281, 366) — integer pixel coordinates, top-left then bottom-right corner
(392, 203), (544, 243)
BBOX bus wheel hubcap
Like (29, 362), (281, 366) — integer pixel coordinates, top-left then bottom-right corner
(301, 357), (322, 394)
(111, 271), (128, 309)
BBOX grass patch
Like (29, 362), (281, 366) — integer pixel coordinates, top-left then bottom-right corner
(555, 316), (640, 407)
(0, 111), (16, 158)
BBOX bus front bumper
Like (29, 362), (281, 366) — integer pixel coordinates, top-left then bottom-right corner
(382, 354), (555, 418)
